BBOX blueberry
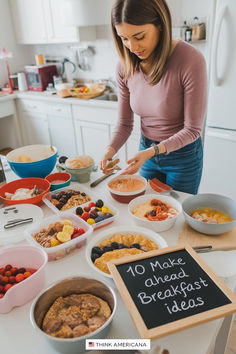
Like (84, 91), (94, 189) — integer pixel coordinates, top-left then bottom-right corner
(76, 207), (83, 215)
(59, 156), (68, 164)
(149, 210), (156, 217)
(52, 194), (60, 201)
(94, 216), (105, 223)
(130, 243), (141, 249)
(103, 246), (112, 253)
(96, 199), (104, 208)
(81, 192), (86, 197)
(56, 203), (64, 210)
(118, 243), (128, 249)
(90, 212), (97, 219)
(91, 246), (102, 255)
(91, 253), (100, 262)
(111, 242), (119, 250)
(104, 212), (113, 219)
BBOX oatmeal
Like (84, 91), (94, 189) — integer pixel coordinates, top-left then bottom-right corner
(108, 177), (146, 193)
(42, 293), (111, 338)
(132, 198), (178, 221)
(50, 189), (91, 211)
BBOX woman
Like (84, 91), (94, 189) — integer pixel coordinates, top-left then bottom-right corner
(100, 0), (207, 194)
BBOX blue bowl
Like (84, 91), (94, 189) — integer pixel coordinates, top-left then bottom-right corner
(6, 145), (58, 178)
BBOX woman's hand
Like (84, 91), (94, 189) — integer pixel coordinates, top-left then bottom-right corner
(121, 148), (155, 175)
(100, 146), (116, 174)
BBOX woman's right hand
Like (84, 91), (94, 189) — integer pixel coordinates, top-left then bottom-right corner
(100, 146), (116, 174)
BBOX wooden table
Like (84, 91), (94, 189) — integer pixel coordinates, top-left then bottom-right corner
(0, 169), (236, 354)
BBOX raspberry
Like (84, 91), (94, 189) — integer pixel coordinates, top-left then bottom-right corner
(0, 268), (5, 275)
(24, 272), (31, 278)
(9, 276), (16, 283)
(5, 270), (12, 277)
(5, 264), (12, 271)
(4, 284), (13, 292)
(15, 273), (24, 282)
(18, 268), (26, 274)
(0, 285), (4, 293)
(88, 202), (96, 209)
(30, 269), (37, 274)
(11, 267), (18, 276)
(1, 276), (8, 285)
(77, 228), (85, 236)
(0, 294), (4, 299)
(84, 206), (91, 212)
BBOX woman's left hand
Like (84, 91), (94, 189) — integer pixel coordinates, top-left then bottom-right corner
(121, 148), (154, 175)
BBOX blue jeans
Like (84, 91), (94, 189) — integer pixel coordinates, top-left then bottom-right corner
(139, 134), (203, 194)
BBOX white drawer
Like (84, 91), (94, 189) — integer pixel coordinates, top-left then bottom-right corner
(18, 99), (48, 113)
(72, 105), (117, 124)
(49, 103), (72, 117)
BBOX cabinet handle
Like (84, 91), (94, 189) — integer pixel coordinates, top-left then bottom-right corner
(28, 105), (37, 109)
(54, 108), (62, 112)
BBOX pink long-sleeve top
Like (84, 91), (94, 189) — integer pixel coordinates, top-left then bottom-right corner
(110, 40), (207, 154)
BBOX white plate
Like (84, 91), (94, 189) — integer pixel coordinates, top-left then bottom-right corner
(0, 204), (43, 245)
(86, 225), (168, 278)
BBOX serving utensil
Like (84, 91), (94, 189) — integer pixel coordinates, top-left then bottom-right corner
(90, 172), (116, 188)
(4, 217), (33, 229)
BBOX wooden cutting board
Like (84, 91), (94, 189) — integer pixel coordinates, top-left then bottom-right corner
(178, 222), (236, 251)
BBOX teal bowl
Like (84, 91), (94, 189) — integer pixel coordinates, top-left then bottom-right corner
(6, 145), (57, 178)
(45, 172), (71, 191)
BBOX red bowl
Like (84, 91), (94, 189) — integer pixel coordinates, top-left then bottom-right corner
(0, 178), (51, 206)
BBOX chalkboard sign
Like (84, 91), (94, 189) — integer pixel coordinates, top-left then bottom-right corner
(108, 245), (236, 340)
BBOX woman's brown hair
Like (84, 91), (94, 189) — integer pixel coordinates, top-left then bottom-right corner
(111, 0), (172, 85)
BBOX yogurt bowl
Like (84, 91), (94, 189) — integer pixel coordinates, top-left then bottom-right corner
(107, 174), (147, 203)
(128, 194), (182, 232)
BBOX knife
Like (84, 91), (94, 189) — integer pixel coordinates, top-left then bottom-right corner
(90, 172), (115, 188)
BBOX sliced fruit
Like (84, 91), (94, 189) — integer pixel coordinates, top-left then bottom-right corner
(61, 219), (73, 226)
(62, 224), (74, 235)
(57, 231), (71, 243)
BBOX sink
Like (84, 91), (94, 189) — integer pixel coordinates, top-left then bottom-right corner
(94, 93), (118, 102)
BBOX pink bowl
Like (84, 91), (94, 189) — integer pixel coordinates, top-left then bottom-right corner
(0, 245), (47, 313)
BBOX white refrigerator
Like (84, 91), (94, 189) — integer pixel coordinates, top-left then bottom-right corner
(199, 0), (236, 199)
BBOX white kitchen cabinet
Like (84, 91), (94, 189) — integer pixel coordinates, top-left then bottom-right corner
(43, 0), (78, 43)
(72, 104), (118, 164)
(10, 0), (47, 44)
(10, 0), (78, 44)
(47, 103), (77, 157)
(21, 112), (51, 145)
(74, 119), (110, 164)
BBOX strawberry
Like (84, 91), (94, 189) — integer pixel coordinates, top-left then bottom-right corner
(81, 212), (90, 221)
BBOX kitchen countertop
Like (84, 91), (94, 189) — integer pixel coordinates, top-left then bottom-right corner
(0, 169), (236, 354)
(12, 90), (118, 109)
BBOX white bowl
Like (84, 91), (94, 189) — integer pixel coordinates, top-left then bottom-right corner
(86, 225), (168, 278)
(182, 193), (236, 235)
(128, 194), (182, 232)
(107, 174), (147, 203)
